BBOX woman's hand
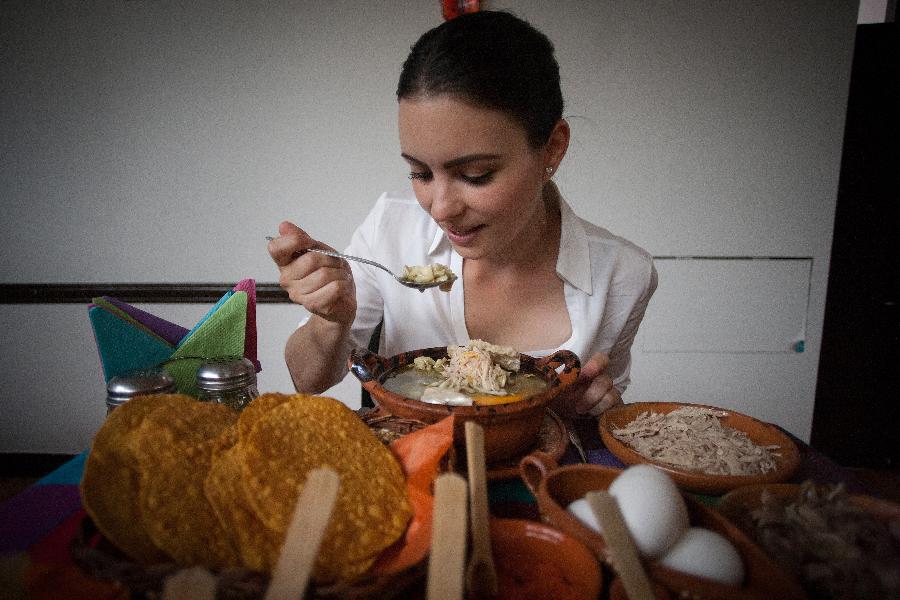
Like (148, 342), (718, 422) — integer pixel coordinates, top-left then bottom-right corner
(268, 221), (357, 328)
(552, 352), (622, 419)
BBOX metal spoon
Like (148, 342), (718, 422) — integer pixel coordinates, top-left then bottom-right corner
(266, 236), (455, 292)
(548, 408), (588, 463)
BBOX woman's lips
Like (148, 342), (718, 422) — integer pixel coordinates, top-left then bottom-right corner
(445, 224), (484, 246)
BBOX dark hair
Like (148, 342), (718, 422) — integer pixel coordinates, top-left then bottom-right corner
(397, 11), (563, 148)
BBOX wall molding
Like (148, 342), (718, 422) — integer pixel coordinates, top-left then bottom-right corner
(0, 283), (289, 304)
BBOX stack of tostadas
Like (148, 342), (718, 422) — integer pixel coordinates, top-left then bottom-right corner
(80, 393), (411, 586)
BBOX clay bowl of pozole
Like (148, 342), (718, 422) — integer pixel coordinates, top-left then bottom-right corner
(349, 345), (580, 463)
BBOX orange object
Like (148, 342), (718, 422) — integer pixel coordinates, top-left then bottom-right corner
(489, 518), (602, 600)
(371, 415), (454, 574)
(442, 0), (479, 21)
(472, 393), (524, 406)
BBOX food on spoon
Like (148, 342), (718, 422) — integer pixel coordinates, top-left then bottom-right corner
(612, 406), (780, 476)
(384, 340), (545, 405)
(400, 262), (457, 291)
(729, 482), (900, 599)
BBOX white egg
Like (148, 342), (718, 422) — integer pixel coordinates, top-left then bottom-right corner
(657, 527), (745, 586)
(607, 464), (689, 558)
(566, 498), (603, 533)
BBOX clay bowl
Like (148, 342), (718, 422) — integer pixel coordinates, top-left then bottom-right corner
(486, 517), (602, 600)
(718, 482), (900, 599)
(719, 482), (900, 524)
(519, 454), (805, 600)
(349, 346), (579, 464)
(598, 402), (801, 495)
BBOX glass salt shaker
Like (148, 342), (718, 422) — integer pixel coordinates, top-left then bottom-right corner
(106, 368), (177, 414)
(195, 357), (259, 411)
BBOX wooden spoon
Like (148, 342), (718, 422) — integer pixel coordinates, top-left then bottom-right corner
(427, 472), (469, 600)
(264, 467), (341, 600)
(586, 490), (655, 600)
(465, 421), (499, 597)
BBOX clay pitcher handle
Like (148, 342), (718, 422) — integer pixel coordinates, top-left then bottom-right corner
(535, 349), (581, 390)
(348, 346), (388, 383)
(519, 451), (558, 496)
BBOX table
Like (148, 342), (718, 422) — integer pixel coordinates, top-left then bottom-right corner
(0, 419), (883, 598)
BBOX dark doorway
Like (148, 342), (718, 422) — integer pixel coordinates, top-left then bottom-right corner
(811, 23), (899, 468)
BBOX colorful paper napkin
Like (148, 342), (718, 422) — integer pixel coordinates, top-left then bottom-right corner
(87, 279), (260, 396)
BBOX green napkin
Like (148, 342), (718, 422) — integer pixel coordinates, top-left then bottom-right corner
(162, 291), (248, 396)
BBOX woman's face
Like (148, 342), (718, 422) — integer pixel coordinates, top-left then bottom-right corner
(398, 95), (552, 262)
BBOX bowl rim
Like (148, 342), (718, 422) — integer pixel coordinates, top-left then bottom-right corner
(717, 481), (900, 523)
(598, 401), (801, 495)
(350, 346), (580, 416)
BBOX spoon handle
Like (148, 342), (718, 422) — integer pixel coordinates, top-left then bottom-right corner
(428, 473), (468, 600)
(266, 235), (396, 277)
(305, 247), (398, 278)
(586, 490), (655, 600)
(465, 421), (499, 597)
(265, 468), (341, 600)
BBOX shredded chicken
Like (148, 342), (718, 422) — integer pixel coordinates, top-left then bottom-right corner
(739, 482), (900, 599)
(414, 340), (520, 395)
(401, 263), (457, 291)
(611, 406), (780, 476)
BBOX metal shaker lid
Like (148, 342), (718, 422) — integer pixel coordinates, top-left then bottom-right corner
(106, 368), (177, 402)
(196, 357), (256, 392)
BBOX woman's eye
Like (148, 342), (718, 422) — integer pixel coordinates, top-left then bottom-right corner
(408, 171), (432, 181)
(461, 172), (494, 185)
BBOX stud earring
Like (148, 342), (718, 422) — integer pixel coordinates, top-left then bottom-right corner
(545, 166), (554, 175)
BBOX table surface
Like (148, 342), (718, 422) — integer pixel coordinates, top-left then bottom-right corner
(0, 416), (885, 597)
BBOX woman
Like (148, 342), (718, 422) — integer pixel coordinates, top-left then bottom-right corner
(268, 11), (657, 418)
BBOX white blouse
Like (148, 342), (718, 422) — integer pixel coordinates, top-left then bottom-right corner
(314, 184), (657, 393)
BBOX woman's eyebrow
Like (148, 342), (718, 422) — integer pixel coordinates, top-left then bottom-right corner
(401, 153), (501, 169)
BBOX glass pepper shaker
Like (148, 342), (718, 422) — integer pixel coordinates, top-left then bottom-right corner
(106, 368), (177, 414)
(195, 357), (259, 411)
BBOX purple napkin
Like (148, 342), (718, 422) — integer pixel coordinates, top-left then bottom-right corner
(0, 485), (82, 554)
(102, 296), (189, 347)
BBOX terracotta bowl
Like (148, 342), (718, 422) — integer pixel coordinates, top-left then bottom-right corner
(487, 517), (602, 600)
(349, 347), (580, 464)
(519, 454), (805, 600)
(598, 402), (801, 495)
(718, 482), (900, 599)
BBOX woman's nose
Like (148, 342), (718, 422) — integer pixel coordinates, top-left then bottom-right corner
(428, 179), (464, 221)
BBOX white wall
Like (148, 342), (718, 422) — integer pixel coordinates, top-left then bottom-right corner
(0, 1), (858, 453)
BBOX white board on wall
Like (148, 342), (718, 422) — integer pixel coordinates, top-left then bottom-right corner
(642, 258), (812, 354)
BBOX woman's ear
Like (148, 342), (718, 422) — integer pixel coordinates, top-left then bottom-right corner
(543, 118), (570, 176)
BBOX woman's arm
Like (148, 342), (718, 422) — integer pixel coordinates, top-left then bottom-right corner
(269, 221), (358, 393)
(284, 315), (353, 393)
